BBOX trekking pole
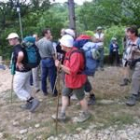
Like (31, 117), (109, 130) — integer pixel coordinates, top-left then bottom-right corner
(10, 75), (14, 104)
(52, 61), (62, 136)
(55, 71), (60, 136)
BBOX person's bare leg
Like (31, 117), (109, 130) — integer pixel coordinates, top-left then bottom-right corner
(79, 98), (89, 113)
(120, 66), (131, 86)
(61, 96), (69, 114)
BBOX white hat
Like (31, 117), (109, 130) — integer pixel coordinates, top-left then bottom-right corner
(7, 33), (19, 40)
(65, 29), (75, 38)
(97, 26), (103, 30)
(60, 35), (74, 48)
(111, 37), (117, 41)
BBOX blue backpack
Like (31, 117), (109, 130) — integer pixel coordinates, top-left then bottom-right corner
(82, 42), (100, 76)
(23, 36), (41, 68)
(73, 38), (100, 76)
(68, 45), (99, 76)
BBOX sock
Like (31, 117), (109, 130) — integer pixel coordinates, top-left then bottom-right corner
(90, 94), (95, 98)
(27, 97), (34, 102)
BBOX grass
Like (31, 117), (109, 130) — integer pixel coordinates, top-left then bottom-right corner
(0, 67), (140, 139)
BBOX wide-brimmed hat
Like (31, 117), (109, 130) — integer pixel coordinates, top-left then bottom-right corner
(60, 35), (74, 48)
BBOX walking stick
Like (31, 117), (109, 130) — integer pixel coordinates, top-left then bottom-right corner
(52, 61), (62, 136)
(11, 75), (14, 104)
(55, 71), (60, 135)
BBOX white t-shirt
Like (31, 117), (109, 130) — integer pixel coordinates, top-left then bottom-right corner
(94, 33), (104, 47)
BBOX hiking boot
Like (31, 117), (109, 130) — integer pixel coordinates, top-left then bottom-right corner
(35, 89), (40, 93)
(20, 102), (32, 110)
(52, 93), (58, 97)
(42, 92), (48, 96)
(30, 99), (40, 112)
(88, 94), (96, 105)
(126, 95), (138, 106)
(73, 112), (91, 123)
(100, 68), (104, 71)
(120, 78), (130, 86)
(52, 112), (66, 121)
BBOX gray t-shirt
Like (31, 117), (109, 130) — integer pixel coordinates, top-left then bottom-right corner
(36, 37), (55, 58)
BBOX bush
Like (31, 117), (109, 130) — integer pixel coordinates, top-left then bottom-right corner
(84, 30), (94, 37)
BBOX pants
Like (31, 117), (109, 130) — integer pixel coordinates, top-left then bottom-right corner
(32, 66), (40, 90)
(41, 58), (57, 95)
(13, 71), (31, 101)
(130, 62), (140, 95)
(0, 64), (5, 70)
(109, 51), (119, 66)
(85, 78), (92, 92)
(98, 47), (104, 68)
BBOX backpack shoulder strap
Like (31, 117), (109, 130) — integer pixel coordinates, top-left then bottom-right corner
(65, 49), (85, 73)
(65, 49), (83, 61)
(137, 37), (140, 49)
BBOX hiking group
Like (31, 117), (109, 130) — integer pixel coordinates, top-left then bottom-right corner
(6, 25), (140, 123)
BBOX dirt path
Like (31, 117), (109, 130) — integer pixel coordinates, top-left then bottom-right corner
(0, 69), (12, 93)
(1, 67), (139, 140)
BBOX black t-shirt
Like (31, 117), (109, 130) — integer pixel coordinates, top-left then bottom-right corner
(56, 42), (66, 63)
(13, 44), (31, 72)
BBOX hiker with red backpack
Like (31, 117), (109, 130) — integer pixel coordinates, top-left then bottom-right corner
(7, 33), (40, 112)
(52, 35), (91, 122)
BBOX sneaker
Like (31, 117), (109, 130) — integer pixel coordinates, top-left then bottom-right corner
(88, 94), (96, 105)
(52, 93), (58, 97)
(73, 112), (91, 123)
(100, 68), (104, 71)
(126, 95), (137, 106)
(52, 112), (66, 121)
(20, 102), (32, 110)
(35, 89), (40, 93)
(120, 78), (130, 86)
(42, 92), (48, 96)
(30, 99), (40, 112)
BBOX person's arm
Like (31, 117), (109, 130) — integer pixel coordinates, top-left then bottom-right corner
(60, 64), (70, 74)
(98, 34), (104, 42)
(48, 41), (56, 60)
(55, 53), (81, 75)
(16, 51), (24, 70)
(55, 59), (70, 74)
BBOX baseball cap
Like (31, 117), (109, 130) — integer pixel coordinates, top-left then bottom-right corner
(7, 33), (19, 40)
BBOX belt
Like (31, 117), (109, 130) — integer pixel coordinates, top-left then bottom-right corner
(42, 57), (52, 59)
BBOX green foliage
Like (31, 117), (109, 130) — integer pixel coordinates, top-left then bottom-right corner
(78, 0), (140, 30)
(84, 26), (125, 55)
(84, 30), (94, 37)
(1, 0), (140, 59)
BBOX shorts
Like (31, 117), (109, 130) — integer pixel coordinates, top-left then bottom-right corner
(62, 85), (85, 101)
